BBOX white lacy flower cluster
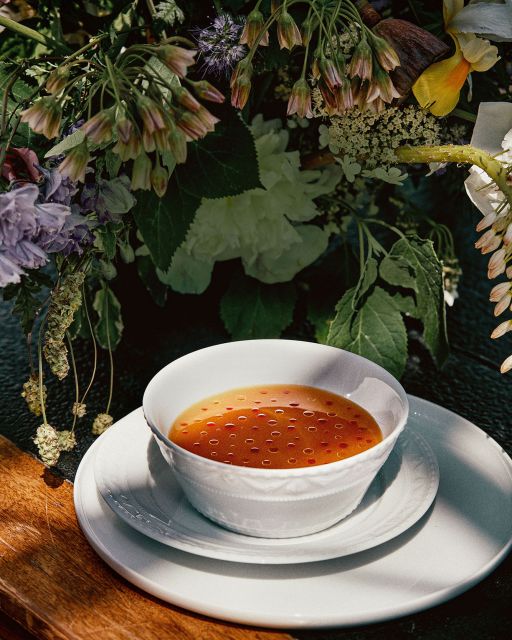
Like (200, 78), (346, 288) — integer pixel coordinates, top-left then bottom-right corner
(164, 115), (341, 293)
(318, 105), (440, 183)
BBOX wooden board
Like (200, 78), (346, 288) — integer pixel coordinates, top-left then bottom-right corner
(0, 435), (291, 640)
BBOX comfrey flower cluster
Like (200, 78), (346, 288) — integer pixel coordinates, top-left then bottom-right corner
(0, 180), (90, 287)
(195, 13), (246, 78)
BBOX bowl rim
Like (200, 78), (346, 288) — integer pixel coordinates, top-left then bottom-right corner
(143, 339), (409, 477)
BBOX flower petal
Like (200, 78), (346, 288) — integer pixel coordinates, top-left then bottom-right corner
(458, 33), (499, 71)
(412, 49), (470, 116)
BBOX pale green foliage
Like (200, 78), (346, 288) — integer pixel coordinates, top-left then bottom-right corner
(165, 116), (342, 294)
(154, 0), (184, 25)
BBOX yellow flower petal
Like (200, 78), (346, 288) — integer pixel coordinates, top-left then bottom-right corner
(412, 49), (471, 117)
(444, 0), (465, 26)
(458, 33), (499, 71)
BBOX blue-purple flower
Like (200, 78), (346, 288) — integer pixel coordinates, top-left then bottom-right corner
(195, 13), (246, 78)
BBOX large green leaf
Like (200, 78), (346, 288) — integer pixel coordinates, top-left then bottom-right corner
(380, 253), (417, 291)
(386, 236), (448, 364)
(93, 285), (123, 350)
(327, 286), (408, 379)
(132, 175), (200, 271)
(137, 255), (168, 307)
(353, 257), (378, 309)
(177, 108), (262, 199)
(220, 275), (297, 340)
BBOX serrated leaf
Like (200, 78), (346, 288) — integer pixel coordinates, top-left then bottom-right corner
(93, 285), (123, 350)
(353, 257), (378, 309)
(386, 236), (448, 364)
(132, 175), (200, 271)
(391, 292), (417, 316)
(105, 149), (122, 178)
(220, 275), (297, 340)
(327, 286), (407, 379)
(137, 255), (167, 307)
(307, 299), (334, 344)
(380, 252), (418, 291)
(177, 108), (262, 199)
(44, 129), (85, 158)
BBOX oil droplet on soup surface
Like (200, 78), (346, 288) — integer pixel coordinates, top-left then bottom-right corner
(169, 385), (382, 469)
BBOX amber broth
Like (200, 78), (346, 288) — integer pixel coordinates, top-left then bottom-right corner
(168, 384), (382, 469)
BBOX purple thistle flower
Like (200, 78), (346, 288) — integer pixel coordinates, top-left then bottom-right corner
(195, 13), (247, 78)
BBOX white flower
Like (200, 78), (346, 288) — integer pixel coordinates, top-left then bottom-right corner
(163, 116), (341, 293)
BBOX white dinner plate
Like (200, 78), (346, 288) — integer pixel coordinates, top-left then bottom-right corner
(93, 409), (439, 564)
(74, 395), (512, 629)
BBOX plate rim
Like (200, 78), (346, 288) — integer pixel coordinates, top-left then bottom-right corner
(73, 394), (512, 628)
(93, 407), (440, 564)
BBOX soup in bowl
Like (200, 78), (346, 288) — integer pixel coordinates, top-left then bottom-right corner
(143, 340), (408, 538)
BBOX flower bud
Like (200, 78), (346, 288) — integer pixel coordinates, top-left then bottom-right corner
(131, 152), (152, 191)
(318, 79), (338, 116)
(276, 9), (302, 49)
(301, 16), (317, 47)
(158, 45), (196, 77)
(231, 75), (252, 110)
(372, 36), (400, 72)
(58, 141), (90, 182)
(168, 128), (187, 164)
(173, 86), (201, 113)
(176, 110), (207, 140)
(116, 117), (133, 144)
(491, 320), (512, 339)
(46, 66), (69, 95)
(494, 293), (511, 316)
(500, 354), (512, 374)
(81, 108), (115, 145)
(20, 97), (62, 139)
(137, 96), (166, 134)
(192, 80), (225, 104)
(490, 282), (511, 302)
(195, 106), (219, 133)
(287, 78), (312, 118)
(318, 56), (342, 92)
(151, 160), (168, 197)
(349, 38), (373, 81)
(113, 129), (141, 161)
(476, 212), (498, 232)
(240, 9), (268, 47)
(366, 63), (401, 104)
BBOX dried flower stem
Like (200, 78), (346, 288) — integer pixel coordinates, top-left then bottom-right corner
(67, 333), (79, 431)
(37, 333), (48, 427)
(80, 289), (98, 405)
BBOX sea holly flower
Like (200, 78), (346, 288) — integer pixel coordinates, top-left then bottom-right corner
(194, 13), (246, 78)
(58, 141), (90, 182)
(20, 97), (62, 139)
(413, 0), (499, 116)
(158, 44), (196, 77)
(276, 9), (302, 50)
(287, 79), (312, 119)
(240, 9), (268, 47)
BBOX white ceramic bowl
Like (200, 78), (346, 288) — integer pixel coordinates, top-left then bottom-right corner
(143, 339), (409, 538)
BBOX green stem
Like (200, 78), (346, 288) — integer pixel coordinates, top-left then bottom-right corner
(67, 333), (79, 432)
(0, 14), (67, 51)
(451, 108), (477, 123)
(105, 56), (122, 107)
(80, 288), (98, 405)
(395, 144), (512, 204)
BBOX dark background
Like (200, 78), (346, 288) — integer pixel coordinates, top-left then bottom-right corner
(1, 218), (511, 639)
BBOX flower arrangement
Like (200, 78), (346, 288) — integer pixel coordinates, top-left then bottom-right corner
(1, 0), (511, 466)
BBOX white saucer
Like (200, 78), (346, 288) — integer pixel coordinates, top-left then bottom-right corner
(93, 409), (439, 564)
(74, 396), (512, 628)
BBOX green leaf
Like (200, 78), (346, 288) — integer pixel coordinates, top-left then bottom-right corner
(220, 275), (297, 340)
(307, 299), (334, 344)
(353, 257), (378, 309)
(93, 285), (123, 350)
(380, 252), (418, 291)
(137, 255), (168, 307)
(95, 224), (117, 260)
(327, 286), (408, 379)
(3, 271), (52, 335)
(105, 149), (122, 178)
(132, 175), (200, 271)
(386, 236), (448, 364)
(177, 108), (262, 199)
(391, 292), (417, 316)
(44, 129), (85, 158)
